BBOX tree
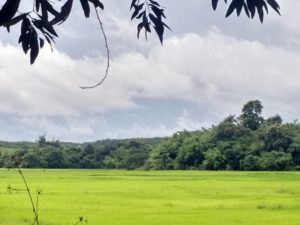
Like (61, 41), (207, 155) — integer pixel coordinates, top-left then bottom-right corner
(45, 149), (66, 168)
(241, 155), (260, 170)
(239, 100), (264, 131)
(0, 0), (280, 64)
(213, 116), (239, 141)
(223, 148), (241, 170)
(175, 136), (205, 169)
(37, 134), (47, 148)
(258, 151), (294, 170)
(263, 126), (292, 152)
(266, 115), (283, 125)
(0, 152), (4, 167)
(82, 144), (95, 156)
(287, 143), (300, 166)
(22, 152), (45, 168)
(203, 148), (225, 170)
(147, 138), (180, 170)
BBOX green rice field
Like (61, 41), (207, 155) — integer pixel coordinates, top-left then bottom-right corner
(0, 170), (300, 225)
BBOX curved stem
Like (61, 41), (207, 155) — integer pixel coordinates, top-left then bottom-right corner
(80, 7), (110, 89)
(16, 164), (39, 225)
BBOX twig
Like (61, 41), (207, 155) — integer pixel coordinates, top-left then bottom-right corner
(16, 163), (40, 225)
(80, 7), (110, 89)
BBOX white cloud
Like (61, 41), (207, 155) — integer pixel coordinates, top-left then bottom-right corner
(104, 123), (173, 139)
(11, 114), (108, 141)
(0, 30), (299, 115)
(176, 109), (212, 131)
(1, 17), (300, 140)
(273, 0), (300, 35)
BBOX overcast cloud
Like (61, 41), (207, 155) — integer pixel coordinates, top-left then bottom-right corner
(0, 0), (299, 142)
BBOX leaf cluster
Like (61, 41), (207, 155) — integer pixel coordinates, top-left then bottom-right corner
(0, 0), (104, 64)
(130, 0), (170, 44)
(212, 0), (280, 22)
(0, 0), (281, 64)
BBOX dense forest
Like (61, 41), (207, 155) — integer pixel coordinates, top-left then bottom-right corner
(1, 100), (300, 171)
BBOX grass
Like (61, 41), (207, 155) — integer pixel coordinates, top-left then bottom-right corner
(0, 170), (300, 225)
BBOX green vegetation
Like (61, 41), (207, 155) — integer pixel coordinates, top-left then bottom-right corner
(1, 100), (300, 171)
(1, 170), (300, 225)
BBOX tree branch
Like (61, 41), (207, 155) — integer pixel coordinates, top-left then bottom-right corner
(80, 7), (110, 89)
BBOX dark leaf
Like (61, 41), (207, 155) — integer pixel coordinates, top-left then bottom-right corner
(137, 22), (143, 38)
(41, 3), (49, 21)
(51, 0), (73, 25)
(267, 0), (280, 15)
(149, 13), (164, 44)
(243, 4), (250, 18)
(43, 31), (55, 43)
(19, 21), (31, 53)
(262, 1), (268, 14)
(212, 0), (219, 10)
(131, 7), (139, 20)
(154, 24), (164, 44)
(163, 22), (171, 31)
(19, 17), (30, 44)
(131, 4), (144, 20)
(257, 4), (264, 23)
(143, 13), (151, 32)
(33, 19), (58, 37)
(80, 0), (90, 18)
(39, 38), (44, 49)
(136, 11), (145, 19)
(236, 1), (244, 16)
(88, 0), (104, 10)
(40, 0), (59, 17)
(21, 35), (30, 54)
(130, 0), (138, 10)
(43, 21), (58, 37)
(149, 0), (160, 7)
(246, 0), (256, 18)
(36, 0), (41, 12)
(30, 30), (39, 64)
(0, 0), (21, 26)
(3, 13), (27, 28)
(225, 1), (237, 18)
(151, 5), (165, 19)
(149, 13), (158, 24)
(225, 0), (246, 18)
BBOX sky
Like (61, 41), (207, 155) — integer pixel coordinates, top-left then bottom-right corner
(0, 0), (299, 142)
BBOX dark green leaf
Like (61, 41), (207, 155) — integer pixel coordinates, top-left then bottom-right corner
(51, 0), (73, 25)
(80, 0), (90, 18)
(0, 0), (21, 26)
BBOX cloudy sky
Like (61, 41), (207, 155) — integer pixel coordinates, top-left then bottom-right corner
(0, 0), (299, 142)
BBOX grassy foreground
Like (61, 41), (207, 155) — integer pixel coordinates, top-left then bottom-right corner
(0, 170), (300, 225)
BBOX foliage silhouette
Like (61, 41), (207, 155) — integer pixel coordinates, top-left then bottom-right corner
(0, 0), (280, 64)
(213, 0), (280, 22)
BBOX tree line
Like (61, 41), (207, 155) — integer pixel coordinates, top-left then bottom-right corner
(1, 100), (300, 171)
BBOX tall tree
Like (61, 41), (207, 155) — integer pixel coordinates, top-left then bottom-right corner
(239, 100), (264, 131)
